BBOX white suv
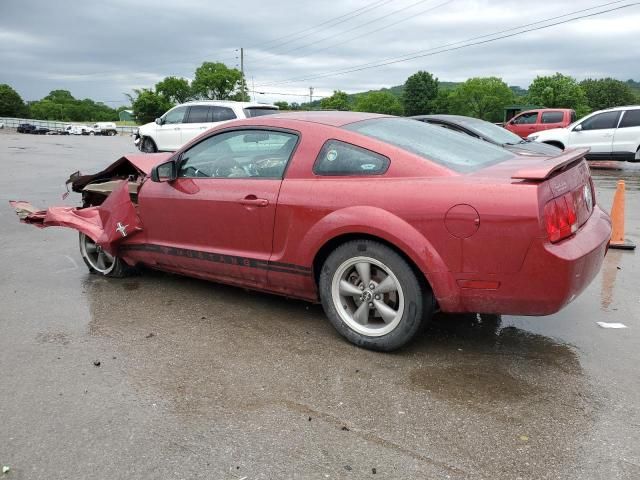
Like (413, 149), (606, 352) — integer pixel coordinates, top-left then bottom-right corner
(135, 100), (279, 152)
(528, 105), (640, 162)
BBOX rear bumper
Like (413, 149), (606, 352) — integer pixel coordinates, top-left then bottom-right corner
(449, 206), (611, 315)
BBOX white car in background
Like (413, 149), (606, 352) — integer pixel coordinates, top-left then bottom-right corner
(134, 100), (279, 152)
(528, 105), (640, 162)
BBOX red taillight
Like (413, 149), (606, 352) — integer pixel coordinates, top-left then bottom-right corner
(544, 192), (578, 243)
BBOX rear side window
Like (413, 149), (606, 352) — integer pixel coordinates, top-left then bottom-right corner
(619, 110), (640, 128)
(244, 107), (279, 118)
(345, 118), (512, 173)
(314, 140), (389, 176)
(512, 111), (538, 124)
(211, 107), (236, 122)
(185, 106), (210, 123)
(580, 111), (621, 130)
(541, 111), (564, 124)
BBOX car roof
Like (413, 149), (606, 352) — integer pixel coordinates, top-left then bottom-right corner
(178, 100), (277, 109)
(411, 114), (473, 122)
(596, 105), (640, 112)
(266, 110), (391, 127)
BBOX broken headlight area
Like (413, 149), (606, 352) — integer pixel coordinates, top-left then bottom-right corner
(8, 154), (157, 255)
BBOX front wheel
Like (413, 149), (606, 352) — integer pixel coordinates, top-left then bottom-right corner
(140, 136), (157, 153)
(79, 233), (134, 277)
(319, 240), (433, 351)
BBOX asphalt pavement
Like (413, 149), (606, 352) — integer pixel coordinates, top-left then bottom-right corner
(0, 131), (638, 479)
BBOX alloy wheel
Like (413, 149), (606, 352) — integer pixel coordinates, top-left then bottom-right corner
(79, 233), (115, 274)
(331, 256), (405, 337)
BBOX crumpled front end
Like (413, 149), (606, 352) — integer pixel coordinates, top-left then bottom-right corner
(10, 179), (142, 256)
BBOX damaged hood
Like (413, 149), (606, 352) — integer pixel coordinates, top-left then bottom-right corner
(121, 153), (173, 175)
(69, 152), (172, 192)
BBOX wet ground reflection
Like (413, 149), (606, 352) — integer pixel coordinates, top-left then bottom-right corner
(84, 270), (594, 478)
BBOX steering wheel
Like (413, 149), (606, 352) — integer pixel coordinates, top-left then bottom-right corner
(213, 157), (244, 178)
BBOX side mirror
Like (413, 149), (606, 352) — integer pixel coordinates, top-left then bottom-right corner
(150, 159), (177, 182)
(573, 124), (583, 132)
(155, 117), (163, 125)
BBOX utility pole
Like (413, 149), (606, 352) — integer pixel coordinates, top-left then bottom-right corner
(240, 47), (247, 101)
(309, 86), (314, 108)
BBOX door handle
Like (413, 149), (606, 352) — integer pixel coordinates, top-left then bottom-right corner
(199, 126), (207, 130)
(174, 127), (180, 130)
(239, 195), (269, 207)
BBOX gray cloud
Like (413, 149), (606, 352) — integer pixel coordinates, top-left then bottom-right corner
(1, 0), (638, 106)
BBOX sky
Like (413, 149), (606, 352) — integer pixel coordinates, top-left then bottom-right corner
(1, 0), (639, 107)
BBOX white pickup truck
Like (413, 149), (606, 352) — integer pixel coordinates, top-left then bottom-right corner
(134, 100), (279, 152)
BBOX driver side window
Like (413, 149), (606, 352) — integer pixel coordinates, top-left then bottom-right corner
(512, 112), (538, 125)
(178, 130), (298, 179)
(163, 107), (187, 125)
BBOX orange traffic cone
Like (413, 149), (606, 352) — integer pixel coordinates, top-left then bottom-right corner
(609, 180), (636, 250)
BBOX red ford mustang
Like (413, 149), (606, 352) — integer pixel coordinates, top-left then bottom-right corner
(11, 111), (611, 350)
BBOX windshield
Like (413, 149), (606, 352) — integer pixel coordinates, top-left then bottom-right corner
(243, 107), (279, 118)
(345, 118), (513, 173)
(452, 117), (523, 145)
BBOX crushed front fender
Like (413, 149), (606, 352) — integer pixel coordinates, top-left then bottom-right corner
(9, 179), (142, 256)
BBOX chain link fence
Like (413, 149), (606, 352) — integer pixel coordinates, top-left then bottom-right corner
(0, 117), (138, 135)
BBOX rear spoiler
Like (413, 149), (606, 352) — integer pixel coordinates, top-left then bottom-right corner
(511, 148), (590, 180)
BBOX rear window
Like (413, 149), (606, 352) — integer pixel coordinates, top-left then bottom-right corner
(186, 106), (210, 123)
(314, 140), (389, 176)
(541, 111), (564, 124)
(344, 118), (513, 173)
(243, 107), (279, 118)
(211, 107), (236, 122)
(619, 109), (640, 128)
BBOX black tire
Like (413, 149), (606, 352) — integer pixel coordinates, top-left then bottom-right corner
(141, 136), (157, 153)
(319, 240), (433, 351)
(78, 232), (135, 278)
(543, 141), (564, 150)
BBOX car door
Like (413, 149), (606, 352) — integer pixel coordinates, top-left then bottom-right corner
(568, 110), (621, 154)
(137, 128), (299, 287)
(612, 109), (640, 160)
(155, 106), (188, 151)
(506, 111), (539, 138)
(179, 105), (211, 146)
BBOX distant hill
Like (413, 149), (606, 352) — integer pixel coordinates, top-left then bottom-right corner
(309, 78), (638, 108)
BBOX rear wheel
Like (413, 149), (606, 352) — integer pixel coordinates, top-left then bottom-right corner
(79, 233), (133, 277)
(543, 141), (564, 150)
(141, 136), (157, 153)
(319, 240), (433, 351)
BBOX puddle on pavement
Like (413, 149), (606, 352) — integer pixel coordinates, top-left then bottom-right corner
(79, 265), (596, 478)
(591, 162), (640, 191)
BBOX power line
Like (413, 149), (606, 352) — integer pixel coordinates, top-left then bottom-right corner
(250, 0), (394, 51)
(251, 0), (437, 65)
(255, 1), (638, 87)
(274, 0), (454, 66)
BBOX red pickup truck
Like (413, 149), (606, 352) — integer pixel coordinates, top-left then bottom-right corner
(505, 108), (576, 138)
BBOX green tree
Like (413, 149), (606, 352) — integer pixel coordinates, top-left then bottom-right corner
(580, 78), (636, 111)
(354, 91), (403, 115)
(0, 84), (29, 117)
(448, 77), (515, 122)
(43, 89), (75, 104)
(431, 90), (452, 114)
(128, 88), (173, 124)
(527, 73), (588, 113)
(191, 62), (244, 100)
(403, 71), (439, 116)
(320, 90), (351, 110)
(274, 101), (289, 110)
(155, 77), (193, 104)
